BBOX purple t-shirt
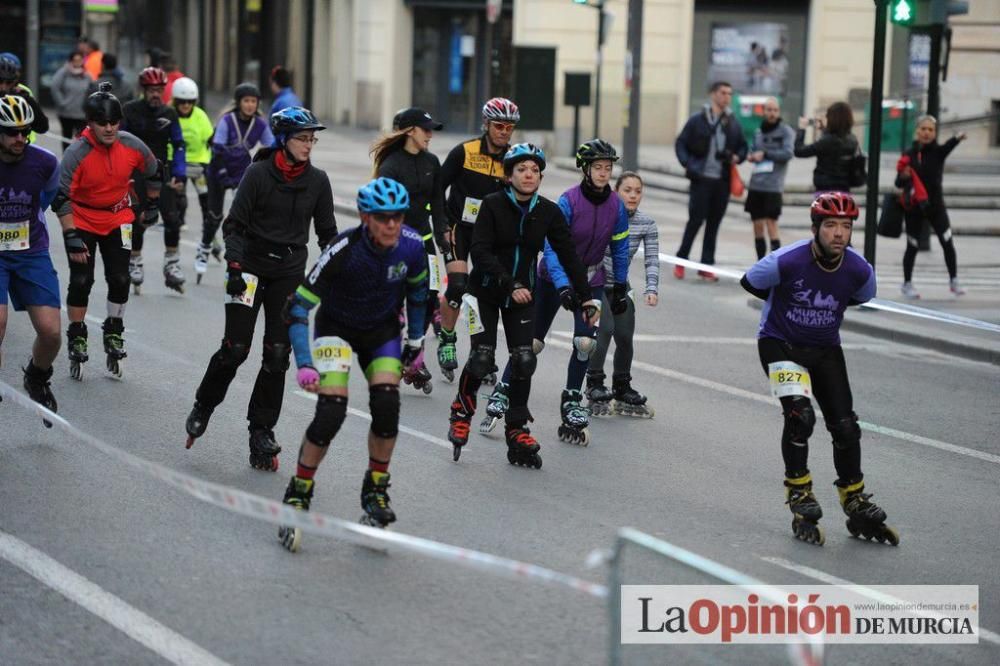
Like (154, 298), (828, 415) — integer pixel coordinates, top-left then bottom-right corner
(0, 145), (60, 255)
(745, 238), (876, 346)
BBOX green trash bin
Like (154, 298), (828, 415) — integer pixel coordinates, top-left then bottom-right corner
(732, 94), (779, 142)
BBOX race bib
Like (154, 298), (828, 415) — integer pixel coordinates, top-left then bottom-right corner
(225, 273), (259, 307)
(0, 220), (30, 252)
(768, 361), (813, 399)
(752, 160), (775, 175)
(312, 336), (353, 374)
(462, 293), (485, 335)
(461, 196), (483, 224)
(120, 223), (133, 250)
(428, 253), (441, 291)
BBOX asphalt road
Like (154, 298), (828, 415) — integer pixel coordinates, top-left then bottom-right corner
(1, 131), (997, 665)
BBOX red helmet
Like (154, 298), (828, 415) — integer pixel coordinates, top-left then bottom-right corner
(482, 97), (520, 123)
(810, 191), (859, 224)
(138, 67), (168, 87)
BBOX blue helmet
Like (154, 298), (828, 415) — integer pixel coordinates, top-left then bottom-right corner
(270, 106), (325, 145)
(503, 142), (546, 173)
(357, 177), (410, 214)
(0, 55), (19, 82)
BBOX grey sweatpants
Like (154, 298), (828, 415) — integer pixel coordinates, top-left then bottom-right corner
(588, 293), (636, 380)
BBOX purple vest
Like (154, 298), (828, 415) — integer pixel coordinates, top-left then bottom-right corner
(210, 113), (267, 188)
(539, 185), (621, 287)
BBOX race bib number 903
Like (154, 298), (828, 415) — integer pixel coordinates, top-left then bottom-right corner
(768, 361), (812, 399)
(312, 336), (353, 374)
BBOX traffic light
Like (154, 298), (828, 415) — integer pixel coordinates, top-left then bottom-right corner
(930, 0), (969, 23)
(890, 0), (915, 26)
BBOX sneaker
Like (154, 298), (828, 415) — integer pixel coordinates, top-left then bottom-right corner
(673, 265), (685, 280)
(949, 278), (966, 296)
(697, 269), (719, 282)
(900, 282), (920, 299)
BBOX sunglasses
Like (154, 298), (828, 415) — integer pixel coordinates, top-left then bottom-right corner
(490, 121), (516, 132)
(1, 127), (30, 138)
(92, 119), (120, 128)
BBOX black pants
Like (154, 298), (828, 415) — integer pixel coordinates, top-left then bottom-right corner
(903, 203), (957, 281)
(758, 337), (862, 483)
(677, 176), (730, 264)
(202, 176), (233, 247)
(58, 116), (86, 153)
(194, 272), (300, 429)
(132, 172), (181, 251)
(456, 299), (534, 427)
(65, 225), (131, 308)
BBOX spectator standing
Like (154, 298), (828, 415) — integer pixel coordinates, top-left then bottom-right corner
(49, 51), (91, 151)
(745, 96), (795, 259)
(794, 101), (859, 193)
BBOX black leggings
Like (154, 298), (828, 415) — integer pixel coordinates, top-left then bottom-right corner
(65, 225), (131, 308)
(757, 337), (862, 483)
(132, 173), (181, 251)
(456, 300), (535, 427)
(202, 176), (233, 247)
(903, 204), (957, 281)
(194, 272), (300, 429)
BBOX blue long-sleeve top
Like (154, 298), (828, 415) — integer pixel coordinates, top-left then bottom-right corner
(286, 224), (429, 369)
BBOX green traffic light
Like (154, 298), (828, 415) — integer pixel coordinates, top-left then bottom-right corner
(891, 0), (914, 25)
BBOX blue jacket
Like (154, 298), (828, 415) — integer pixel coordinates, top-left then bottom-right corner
(271, 88), (303, 116)
(675, 106), (748, 180)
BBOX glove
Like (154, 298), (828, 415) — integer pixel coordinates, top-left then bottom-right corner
(63, 228), (87, 254)
(225, 262), (247, 297)
(558, 286), (580, 312)
(143, 197), (160, 226)
(610, 283), (629, 315)
(435, 232), (452, 258)
(401, 337), (424, 370)
(296, 365), (320, 389)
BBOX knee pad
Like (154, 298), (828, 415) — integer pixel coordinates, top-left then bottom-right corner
(106, 271), (131, 301)
(827, 412), (861, 450)
(262, 342), (291, 374)
(444, 272), (468, 308)
(67, 271), (95, 303)
(215, 339), (250, 369)
(783, 397), (816, 443)
(573, 335), (597, 360)
(509, 345), (536, 381)
(531, 338), (545, 355)
(306, 394), (347, 447)
(466, 344), (496, 379)
(369, 383), (400, 438)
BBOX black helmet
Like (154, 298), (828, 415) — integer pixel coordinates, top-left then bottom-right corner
(270, 106), (326, 144)
(575, 139), (619, 168)
(233, 82), (261, 104)
(84, 81), (123, 123)
(0, 55), (19, 83)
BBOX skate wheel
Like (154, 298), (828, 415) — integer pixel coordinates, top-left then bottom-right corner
(507, 449), (516, 465)
(883, 526), (900, 546)
(196, 274), (203, 285)
(453, 445), (462, 462)
(133, 285), (141, 295)
(359, 514), (385, 529)
(846, 520), (860, 538)
(42, 418), (53, 429)
(279, 525), (302, 553)
(422, 383), (433, 395)
(106, 359), (124, 380)
(533, 454), (542, 469)
(403, 376), (412, 385)
(70, 362), (83, 381)
(185, 435), (196, 450)
(442, 370), (454, 383)
(579, 429), (590, 447)
(479, 416), (499, 434)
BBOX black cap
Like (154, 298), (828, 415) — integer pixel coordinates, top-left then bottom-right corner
(392, 107), (443, 131)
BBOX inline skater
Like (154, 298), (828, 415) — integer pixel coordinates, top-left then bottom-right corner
(437, 97), (520, 384)
(0, 95), (61, 422)
(277, 177), (428, 551)
(170, 77), (214, 283)
(585, 171), (658, 418)
(447, 143), (597, 466)
(741, 191), (898, 547)
(483, 139), (629, 446)
(371, 106), (446, 392)
(0, 54), (50, 136)
(198, 83), (274, 281)
(185, 107), (337, 471)
(54, 83), (159, 380)
(121, 67), (187, 294)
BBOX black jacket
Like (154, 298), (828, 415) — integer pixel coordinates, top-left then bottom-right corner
(376, 148), (446, 243)
(440, 135), (506, 227)
(794, 129), (858, 192)
(901, 137), (960, 204)
(470, 189), (590, 307)
(223, 148), (338, 278)
(675, 106), (748, 180)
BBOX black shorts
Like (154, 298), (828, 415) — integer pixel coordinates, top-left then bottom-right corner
(452, 223), (474, 262)
(744, 190), (783, 220)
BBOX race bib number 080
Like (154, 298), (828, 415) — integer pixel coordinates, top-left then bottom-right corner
(768, 361), (812, 399)
(0, 220), (30, 252)
(312, 336), (353, 374)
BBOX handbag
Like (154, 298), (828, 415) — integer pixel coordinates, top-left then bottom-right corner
(729, 163), (745, 197)
(877, 192), (904, 238)
(849, 146), (868, 188)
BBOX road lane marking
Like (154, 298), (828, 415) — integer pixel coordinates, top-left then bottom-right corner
(760, 555), (1000, 646)
(0, 530), (231, 666)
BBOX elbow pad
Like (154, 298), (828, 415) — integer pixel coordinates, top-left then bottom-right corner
(740, 275), (771, 301)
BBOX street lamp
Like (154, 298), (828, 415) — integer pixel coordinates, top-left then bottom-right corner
(573, 0), (608, 137)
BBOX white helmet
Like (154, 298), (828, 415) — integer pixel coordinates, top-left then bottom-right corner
(172, 77), (199, 102)
(0, 94), (34, 129)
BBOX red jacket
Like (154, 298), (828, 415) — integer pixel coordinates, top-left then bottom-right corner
(54, 127), (158, 235)
(163, 70), (185, 105)
(896, 154), (928, 211)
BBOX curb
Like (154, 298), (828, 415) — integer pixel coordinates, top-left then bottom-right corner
(745, 298), (1000, 366)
